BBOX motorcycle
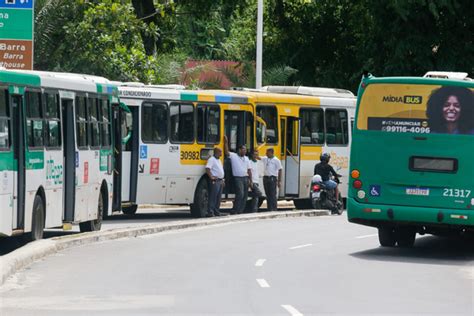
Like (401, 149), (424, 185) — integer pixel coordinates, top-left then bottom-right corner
(310, 174), (343, 215)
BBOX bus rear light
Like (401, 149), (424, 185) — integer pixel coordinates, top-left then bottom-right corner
(450, 215), (468, 220)
(363, 208), (381, 213)
(351, 170), (360, 179)
(353, 180), (362, 189)
(357, 190), (366, 199)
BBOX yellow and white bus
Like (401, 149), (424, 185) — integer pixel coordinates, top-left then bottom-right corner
(0, 69), (122, 240)
(118, 84), (355, 216)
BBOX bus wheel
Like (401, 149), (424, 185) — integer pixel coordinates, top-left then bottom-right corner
(80, 192), (104, 232)
(25, 195), (45, 242)
(378, 227), (396, 247)
(122, 204), (138, 216)
(397, 227), (416, 248)
(294, 199), (312, 210)
(190, 179), (208, 218)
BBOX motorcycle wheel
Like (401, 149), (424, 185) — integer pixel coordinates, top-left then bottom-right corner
(335, 195), (344, 215)
(311, 198), (322, 209)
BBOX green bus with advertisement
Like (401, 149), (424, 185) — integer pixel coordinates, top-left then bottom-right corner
(0, 69), (127, 240)
(348, 71), (474, 247)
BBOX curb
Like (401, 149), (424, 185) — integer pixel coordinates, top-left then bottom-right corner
(0, 210), (327, 286)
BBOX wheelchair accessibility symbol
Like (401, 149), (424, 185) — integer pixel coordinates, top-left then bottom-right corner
(369, 185), (381, 197)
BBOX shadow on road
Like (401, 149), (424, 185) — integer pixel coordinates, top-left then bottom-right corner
(351, 235), (474, 266)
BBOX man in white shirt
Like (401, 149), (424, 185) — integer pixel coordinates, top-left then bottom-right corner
(249, 148), (263, 212)
(205, 147), (225, 217)
(224, 136), (252, 214)
(261, 148), (282, 212)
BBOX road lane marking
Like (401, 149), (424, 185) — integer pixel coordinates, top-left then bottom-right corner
(256, 279), (270, 288)
(289, 244), (312, 250)
(255, 259), (266, 267)
(281, 304), (303, 316)
(356, 234), (378, 239)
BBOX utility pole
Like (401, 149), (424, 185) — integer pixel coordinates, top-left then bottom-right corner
(256, 0), (263, 89)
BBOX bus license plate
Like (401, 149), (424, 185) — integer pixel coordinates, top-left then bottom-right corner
(406, 187), (430, 196)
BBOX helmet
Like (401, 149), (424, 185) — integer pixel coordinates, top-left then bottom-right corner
(312, 174), (323, 183)
(320, 153), (330, 163)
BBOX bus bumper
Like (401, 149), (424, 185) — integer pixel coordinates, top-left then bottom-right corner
(347, 198), (474, 232)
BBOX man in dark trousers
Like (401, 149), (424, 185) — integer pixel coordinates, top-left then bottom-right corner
(261, 148), (282, 212)
(205, 147), (226, 217)
(224, 136), (252, 214)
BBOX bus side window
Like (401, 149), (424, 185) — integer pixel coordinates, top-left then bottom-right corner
(170, 102), (194, 144)
(256, 105), (278, 144)
(45, 93), (61, 148)
(99, 99), (111, 148)
(76, 97), (89, 149)
(197, 103), (220, 144)
(88, 98), (101, 149)
(0, 89), (10, 150)
(326, 109), (349, 146)
(300, 108), (324, 145)
(141, 102), (168, 144)
(25, 91), (44, 149)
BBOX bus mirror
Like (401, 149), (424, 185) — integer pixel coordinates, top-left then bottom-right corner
(256, 116), (267, 145)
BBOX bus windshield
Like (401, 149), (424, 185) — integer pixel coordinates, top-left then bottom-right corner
(357, 83), (474, 135)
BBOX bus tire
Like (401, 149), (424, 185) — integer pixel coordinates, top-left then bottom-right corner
(190, 179), (208, 218)
(79, 191), (104, 232)
(294, 199), (312, 210)
(122, 204), (138, 216)
(378, 227), (396, 247)
(397, 227), (416, 248)
(25, 195), (45, 242)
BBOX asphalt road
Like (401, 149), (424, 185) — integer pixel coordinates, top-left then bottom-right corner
(0, 203), (294, 256)
(1, 215), (473, 316)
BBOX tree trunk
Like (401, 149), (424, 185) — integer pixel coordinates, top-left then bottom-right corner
(131, 0), (158, 56)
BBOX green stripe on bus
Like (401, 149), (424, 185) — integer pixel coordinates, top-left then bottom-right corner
(25, 151), (45, 170)
(0, 152), (15, 171)
(0, 71), (40, 87)
(180, 92), (198, 102)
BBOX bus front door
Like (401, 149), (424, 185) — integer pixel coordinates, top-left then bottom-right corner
(11, 94), (26, 231)
(223, 110), (253, 196)
(280, 117), (300, 197)
(61, 99), (76, 222)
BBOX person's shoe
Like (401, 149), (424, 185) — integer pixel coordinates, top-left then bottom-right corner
(205, 213), (214, 217)
(215, 212), (228, 216)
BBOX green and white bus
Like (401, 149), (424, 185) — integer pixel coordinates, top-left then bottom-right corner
(0, 69), (123, 240)
(348, 71), (474, 247)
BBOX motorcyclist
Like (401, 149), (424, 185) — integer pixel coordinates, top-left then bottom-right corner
(313, 153), (342, 204)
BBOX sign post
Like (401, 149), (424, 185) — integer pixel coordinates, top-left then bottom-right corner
(0, 0), (34, 70)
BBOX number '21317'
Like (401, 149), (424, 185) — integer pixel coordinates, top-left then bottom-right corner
(443, 188), (471, 198)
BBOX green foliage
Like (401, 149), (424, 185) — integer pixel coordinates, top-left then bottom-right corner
(33, 0), (473, 91)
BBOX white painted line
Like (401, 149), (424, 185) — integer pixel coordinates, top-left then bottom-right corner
(281, 304), (303, 316)
(255, 259), (266, 267)
(256, 279), (270, 288)
(289, 243), (313, 250)
(355, 234), (378, 239)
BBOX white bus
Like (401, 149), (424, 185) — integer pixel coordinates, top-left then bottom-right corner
(0, 69), (121, 240)
(118, 84), (355, 216)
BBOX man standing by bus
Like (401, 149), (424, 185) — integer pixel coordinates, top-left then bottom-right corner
(261, 148), (282, 212)
(249, 148), (263, 212)
(224, 136), (252, 214)
(205, 147), (225, 217)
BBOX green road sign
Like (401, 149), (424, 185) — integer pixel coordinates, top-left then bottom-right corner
(0, 9), (33, 40)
